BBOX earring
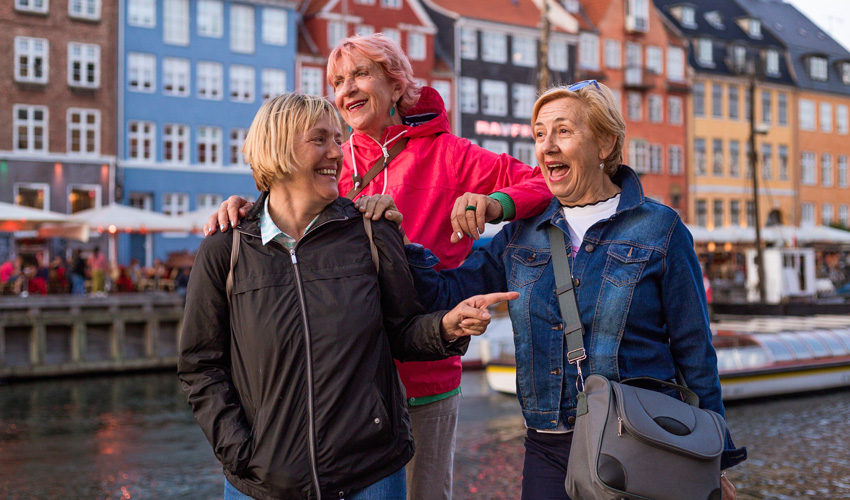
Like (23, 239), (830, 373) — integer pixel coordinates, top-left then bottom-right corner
(599, 162), (605, 170)
(390, 105), (396, 117)
(348, 125), (352, 133)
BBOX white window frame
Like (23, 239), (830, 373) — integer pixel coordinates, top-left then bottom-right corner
(481, 79), (508, 117)
(460, 77), (478, 114)
(822, 153), (833, 187)
(801, 202), (815, 226)
(604, 39), (621, 69)
(628, 140), (649, 172)
(163, 0), (189, 46)
(230, 128), (248, 166)
(760, 143), (772, 180)
(513, 143), (536, 167)
(262, 68), (287, 100)
(230, 4), (255, 54)
(748, 18), (762, 38)
(128, 0), (155, 27)
(799, 99), (815, 131)
(13, 105), (48, 153)
(262, 8), (288, 46)
(163, 57), (190, 97)
(646, 46), (663, 75)
(381, 0), (401, 8)
(67, 42), (100, 89)
(801, 151), (816, 185)
(460, 28), (477, 60)
(14, 36), (49, 84)
(128, 52), (156, 93)
(839, 155), (849, 188)
(549, 38), (569, 72)
(162, 192), (189, 216)
(197, 126), (222, 166)
(627, 92), (642, 121)
(668, 96), (682, 125)
(697, 38), (713, 67)
(842, 62), (850, 85)
(765, 50), (780, 76)
(778, 145), (788, 180)
(355, 25), (374, 36)
(229, 65), (255, 103)
(67, 108), (100, 156)
(431, 80), (451, 110)
(729, 140), (740, 177)
(681, 7), (696, 28)
(328, 21), (347, 49)
(128, 121), (156, 161)
(408, 32), (426, 61)
(197, 61), (223, 100)
(300, 66), (324, 96)
(197, 193), (223, 211)
(513, 36), (536, 68)
(713, 139), (724, 176)
(14, 182), (50, 211)
(481, 31), (507, 64)
(648, 94), (663, 123)
(809, 56), (828, 81)
(668, 145), (683, 175)
(15, 0), (48, 14)
(649, 144), (663, 173)
(162, 123), (190, 164)
(512, 84), (535, 119)
(694, 138), (706, 176)
(838, 105), (849, 134)
(579, 33), (599, 71)
(198, 0), (223, 38)
(667, 46), (685, 82)
(69, 0), (101, 20)
(626, 0), (650, 32)
(822, 203), (834, 225)
(382, 28), (401, 47)
(67, 184), (101, 213)
(840, 205), (849, 227)
(820, 102), (833, 132)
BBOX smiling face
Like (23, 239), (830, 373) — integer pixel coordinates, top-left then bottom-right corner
(331, 52), (402, 140)
(534, 97), (616, 206)
(285, 114), (343, 206)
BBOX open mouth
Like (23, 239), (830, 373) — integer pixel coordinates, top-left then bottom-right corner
(347, 100), (367, 111)
(546, 163), (570, 182)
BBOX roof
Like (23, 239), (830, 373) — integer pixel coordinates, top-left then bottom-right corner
(425, 0), (582, 33)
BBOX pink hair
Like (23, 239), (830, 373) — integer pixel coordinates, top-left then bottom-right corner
(327, 34), (421, 114)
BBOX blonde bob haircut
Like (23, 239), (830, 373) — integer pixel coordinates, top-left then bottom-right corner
(327, 34), (421, 115)
(531, 82), (625, 177)
(242, 93), (341, 192)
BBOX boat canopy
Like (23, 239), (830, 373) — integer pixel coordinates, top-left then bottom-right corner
(715, 329), (850, 372)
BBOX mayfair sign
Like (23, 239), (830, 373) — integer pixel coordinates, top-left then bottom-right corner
(475, 120), (533, 139)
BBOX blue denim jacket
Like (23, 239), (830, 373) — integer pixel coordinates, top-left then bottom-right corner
(406, 166), (746, 468)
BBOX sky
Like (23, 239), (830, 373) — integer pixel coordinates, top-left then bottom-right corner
(784, 0), (850, 52)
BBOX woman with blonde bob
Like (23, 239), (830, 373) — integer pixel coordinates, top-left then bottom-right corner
(179, 93), (517, 500)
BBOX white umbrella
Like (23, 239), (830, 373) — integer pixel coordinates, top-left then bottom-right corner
(68, 204), (188, 233)
(174, 209), (214, 234)
(0, 201), (70, 231)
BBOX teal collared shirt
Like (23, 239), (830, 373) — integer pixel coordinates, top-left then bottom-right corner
(259, 197), (317, 249)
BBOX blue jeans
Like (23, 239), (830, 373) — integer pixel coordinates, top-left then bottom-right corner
(223, 467), (406, 500)
(71, 274), (85, 295)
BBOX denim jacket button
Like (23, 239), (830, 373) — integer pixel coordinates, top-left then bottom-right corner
(551, 368), (561, 375)
(585, 244), (595, 253)
(572, 277), (580, 287)
(568, 416), (576, 425)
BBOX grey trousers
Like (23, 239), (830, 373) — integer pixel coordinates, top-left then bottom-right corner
(406, 393), (460, 500)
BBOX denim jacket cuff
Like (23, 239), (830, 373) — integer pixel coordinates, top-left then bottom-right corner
(404, 244), (440, 268)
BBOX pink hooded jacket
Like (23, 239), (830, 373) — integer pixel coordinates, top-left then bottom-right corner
(338, 87), (551, 398)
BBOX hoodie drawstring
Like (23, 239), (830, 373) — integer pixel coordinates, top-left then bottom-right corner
(350, 130), (407, 196)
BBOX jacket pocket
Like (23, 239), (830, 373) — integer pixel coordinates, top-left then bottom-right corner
(332, 384), (394, 457)
(509, 248), (551, 288)
(602, 244), (651, 286)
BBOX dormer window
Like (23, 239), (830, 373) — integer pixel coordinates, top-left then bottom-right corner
(730, 45), (746, 72)
(563, 0), (580, 14)
(840, 62), (850, 85)
(705, 11), (723, 29)
(626, 0), (650, 33)
(765, 50), (780, 76)
(681, 6), (696, 28)
(697, 38), (714, 67)
(737, 17), (763, 39)
(809, 56), (828, 81)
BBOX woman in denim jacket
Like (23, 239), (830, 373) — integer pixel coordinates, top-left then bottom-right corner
(375, 82), (747, 499)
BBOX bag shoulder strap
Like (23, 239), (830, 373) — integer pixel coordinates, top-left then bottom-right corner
(363, 217), (380, 273)
(548, 225), (587, 366)
(345, 137), (409, 200)
(225, 230), (240, 308)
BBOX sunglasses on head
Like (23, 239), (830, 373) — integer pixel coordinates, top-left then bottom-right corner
(545, 80), (601, 94)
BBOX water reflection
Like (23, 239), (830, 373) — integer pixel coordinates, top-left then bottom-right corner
(0, 372), (848, 499)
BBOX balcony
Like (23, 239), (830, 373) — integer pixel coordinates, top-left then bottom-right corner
(624, 65), (654, 90)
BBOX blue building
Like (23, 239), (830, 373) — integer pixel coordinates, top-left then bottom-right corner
(119, 0), (298, 265)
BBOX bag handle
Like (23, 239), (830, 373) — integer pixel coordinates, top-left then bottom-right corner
(620, 376), (700, 407)
(226, 229), (240, 309)
(345, 138), (409, 200)
(548, 225), (587, 390)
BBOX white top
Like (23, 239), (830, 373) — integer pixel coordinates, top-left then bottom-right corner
(561, 194), (620, 257)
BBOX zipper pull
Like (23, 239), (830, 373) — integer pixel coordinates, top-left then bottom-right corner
(618, 417), (623, 437)
(290, 249), (297, 264)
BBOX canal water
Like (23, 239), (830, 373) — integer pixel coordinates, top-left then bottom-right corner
(1, 371), (848, 499)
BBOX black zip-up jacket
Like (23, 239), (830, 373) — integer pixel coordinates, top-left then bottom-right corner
(178, 195), (469, 500)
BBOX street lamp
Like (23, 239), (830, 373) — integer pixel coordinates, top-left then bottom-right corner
(747, 60), (769, 303)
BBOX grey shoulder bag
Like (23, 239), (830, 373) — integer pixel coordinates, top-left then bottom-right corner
(547, 225), (727, 500)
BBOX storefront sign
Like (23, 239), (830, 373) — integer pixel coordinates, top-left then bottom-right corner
(475, 120), (533, 139)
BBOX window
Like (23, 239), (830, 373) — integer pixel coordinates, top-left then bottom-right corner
(408, 33), (426, 61)
(356, 25), (374, 36)
(713, 200), (724, 228)
(696, 199), (707, 227)
(162, 193), (189, 216)
(301, 67), (323, 96)
(626, 0), (649, 32)
(649, 144), (663, 173)
(381, 0), (401, 8)
(745, 142), (752, 178)
(801, 203), (815, 226)
(513, 143), (536, 166)
(460, 77), (478, 113)
(840, 155), (849, 187)
(328, 22), (347, 48)
(822, 153), (833, 186)
(761, 91), (771, 124)
(481, 140), (508, 155)
(823, 204), (834, 225)
(680, 6), (696, 27)
(128, 0), (155, 27)
(460, 28), (477, 60)
(67, 108), (99, 155)
(624, 42), (642, 86)
(68, 185), (100, 213)
(799, 99), (815, 130)
(765, 50), (780, 76)
(163, 0), (189, 45)
(842, 62), (850, 85)
(128, 121), (155, 160)
(229, 65), (255, 102)
(198, 0), (223, 38)
(354, 0), (375, 4)
(745, 88), (752, 121)
(67, 42), (99, 88)
(579, 33), (599, 70)
(163, 57), (190, 96)
(604, 39), (621, 69)
(197, 193), (223, 212)
(729, 141), (740, 177)
(778, 145), (788, 180)
(820, 102), (833, 132)
(228, 129), (247, 165)
(694, 138), (706, 176)
(667, 46), (684, 82)
(13, 105), (48, 153)
(668, 96), (682, 125)
(728, 85), (739, 120)
(382, 28), (400, 46)
(697, 38), (713, 67)
(809, 56), (828, 81)
(761, 143), (772, 180)
(730, 200), (741, 226)
(128, 52), (156, 92)
(628, 140), (648, 172)
(15, 0), (48, 13)
(746, 201), (756, 227)
(836, 104), (849, 134)
(70, 0), (101, 20)
(163, 124), (189, 164)
(748, 18), (762, 38)
(549, 39), (569, 72)
(262, 8), (287, 45)
(668, 146), (682, 174)
(712, 83), (723, 118)
(646, 46), (663, 74)
(648, 95), (662, 123)
(481, 32), (507, 63)
(840, 205), (849, 227)
(481, 80), (507, 116)
(231, 4), (255, 54)
(197, 126), (222, 166)
(711, 139), (723, 176)
(513, 36), (537, 68)
(197, 61), (223, 100)
(705, 10), (723, 29)
(513, 84), (535, 119)
(14, 183), (49, 211)
(15, 37), (48, 84)
(778, 93), (787, 126)
(694, 82), (705, 117)
(627, 92), (642, 121)
(801, 151), (816, 185)
(731, 45), (746, 72)
(431, 80), (451, 110)
(262, 69), (286, 100)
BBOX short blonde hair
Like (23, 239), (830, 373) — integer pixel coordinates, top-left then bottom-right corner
(327, 34), (421, 115)
(242, 93), (341, 191)
(531, 82), (625, 176)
